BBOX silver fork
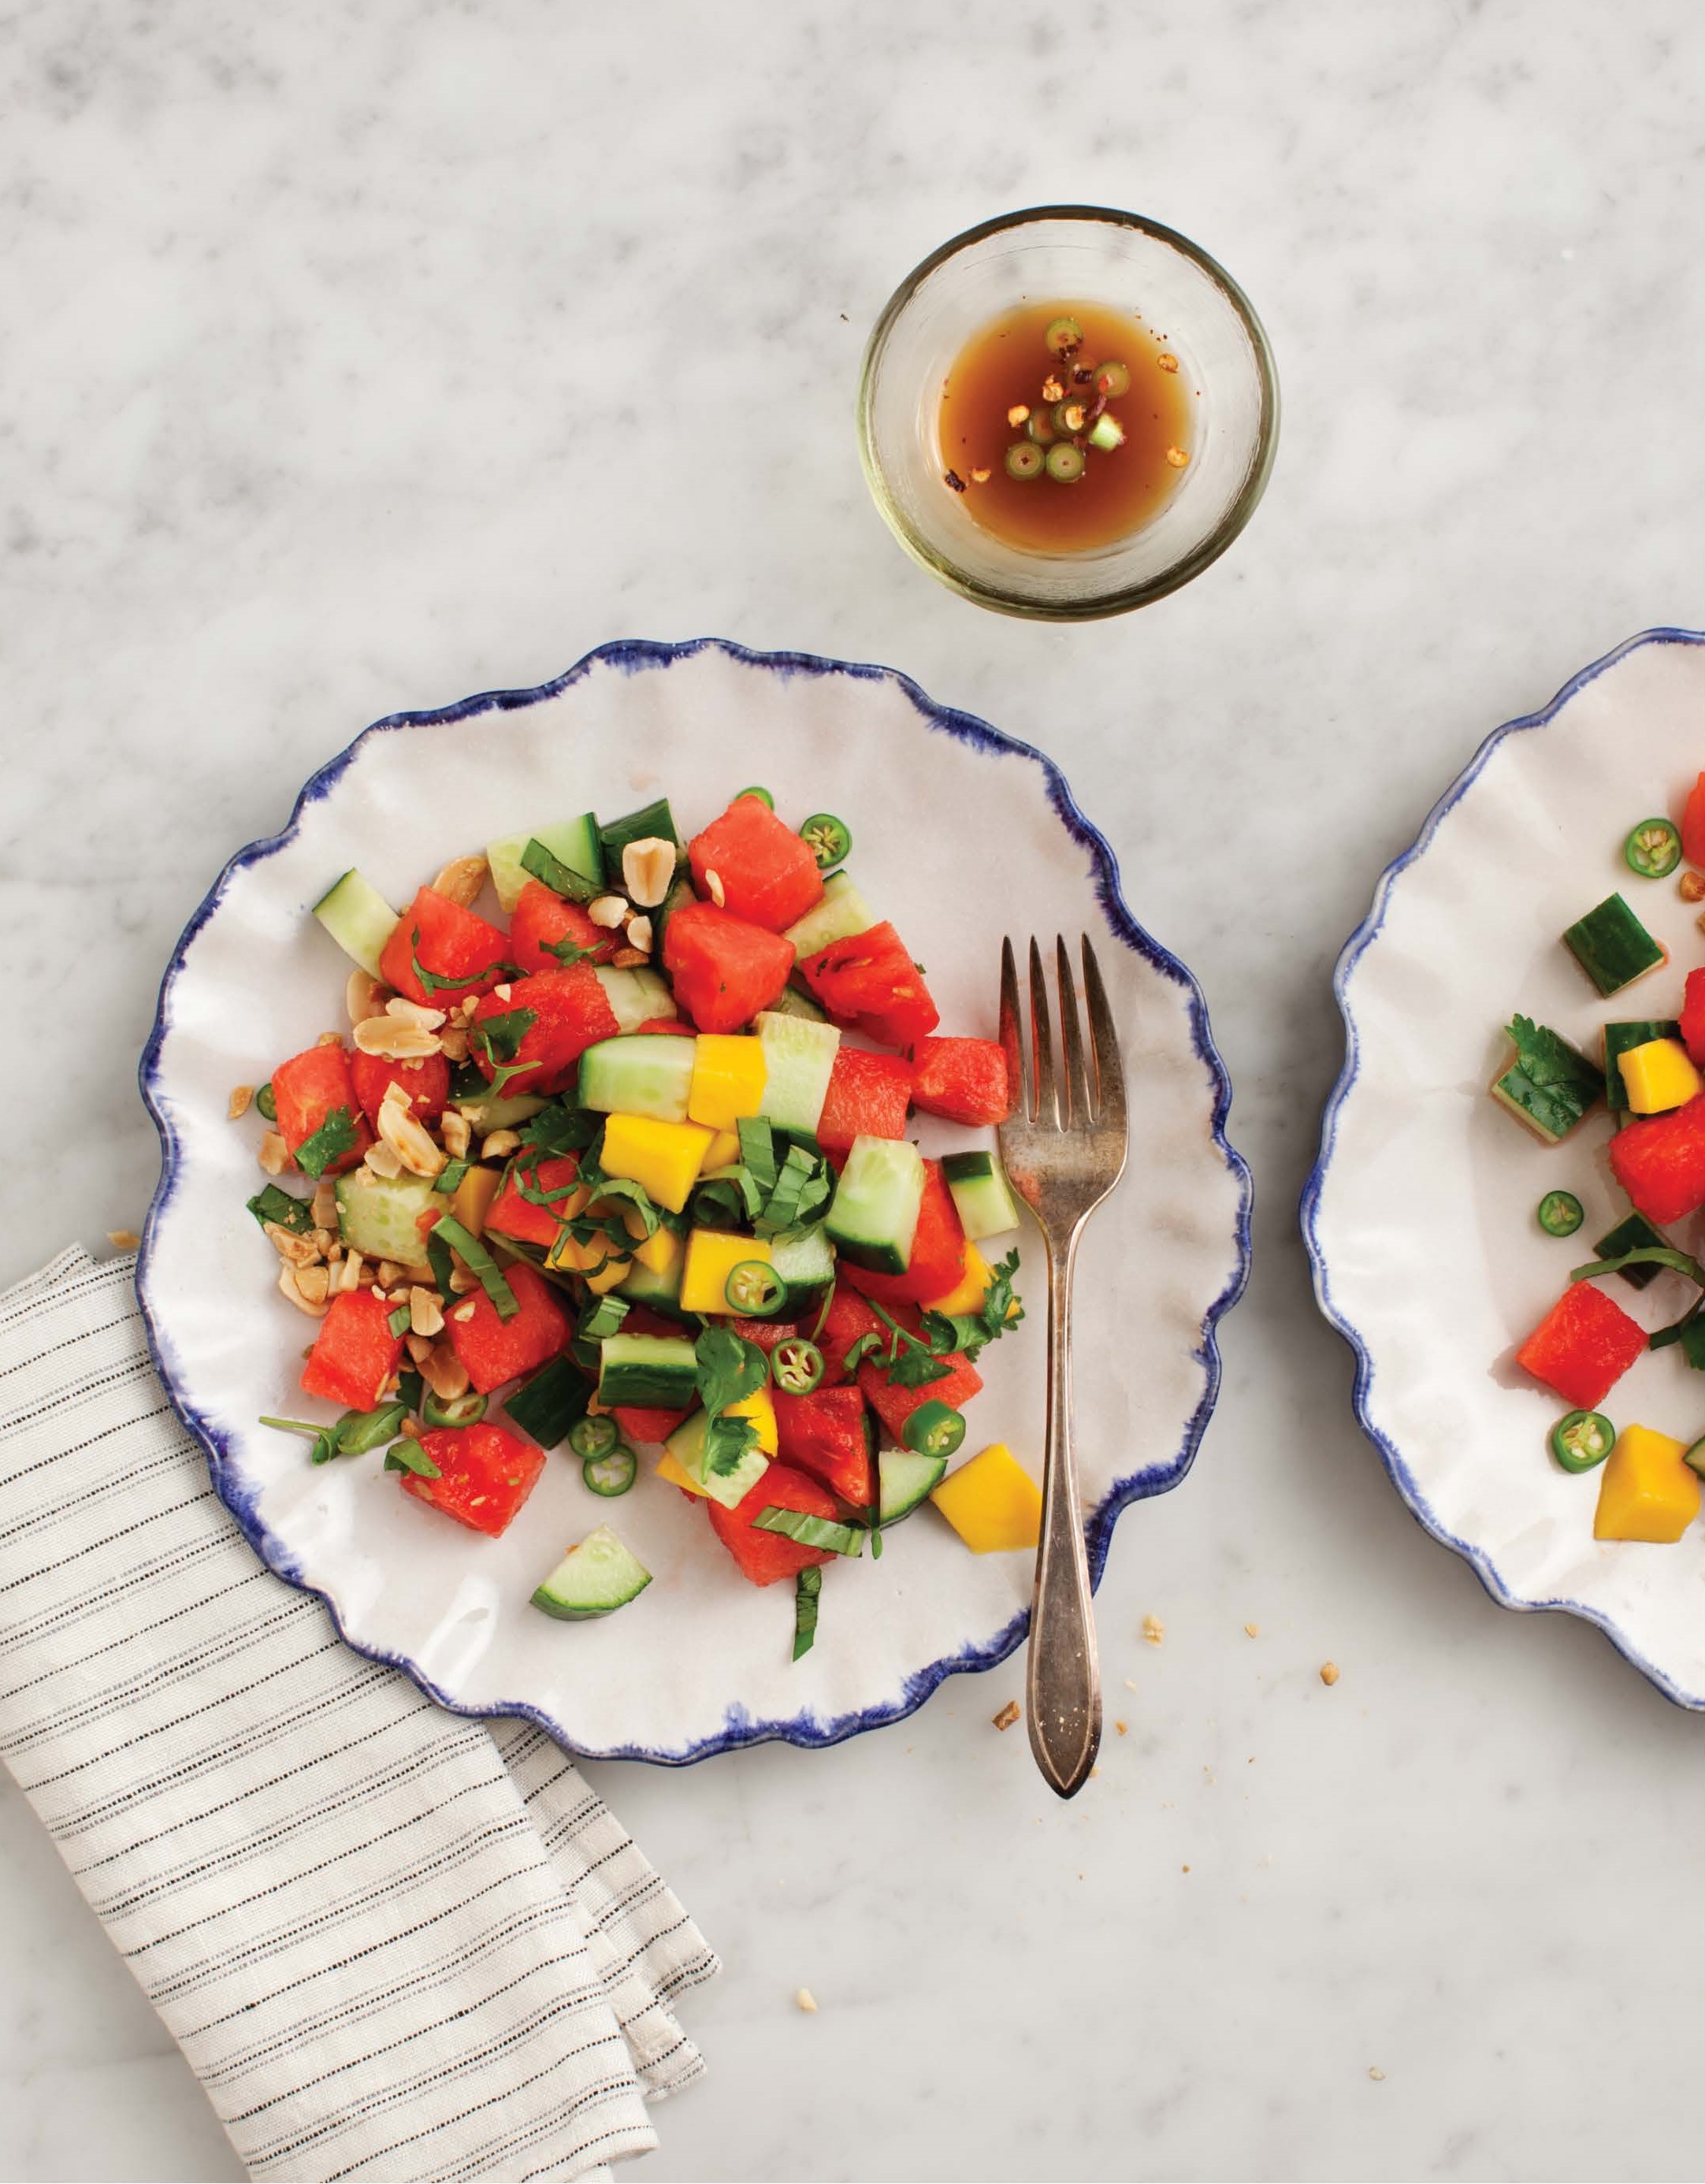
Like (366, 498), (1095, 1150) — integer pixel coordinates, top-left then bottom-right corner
(997, 935), (1129, 1800)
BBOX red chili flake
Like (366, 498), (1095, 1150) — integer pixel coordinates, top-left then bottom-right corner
(944, 469), (967, 492)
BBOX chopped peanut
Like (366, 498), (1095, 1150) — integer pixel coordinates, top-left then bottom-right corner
(1165, 446), (1190, 468)
(106, 1228), (141, 1251)
(992, 1699), (1020, 1731)
(258, 1131), (290, 1176)
(704, 868), (726, 908)
(589, 896), (628, 930)
(1142, 1614), (1165, 1645)
(795, 1989), (819, 2015)
(440, 1110), (472, 1160)
(1157, 353), (1179, 373)
(430, 854), (488, 908)
(347, 969), (390, 1025)
(409, 1286), (445, 1338)
(228, 1085), (254, 1120)
(1319, 1661), (1340, 1687)
(1683, 871), (1705, 903)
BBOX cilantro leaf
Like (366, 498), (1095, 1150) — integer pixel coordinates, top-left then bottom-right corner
(545, 934), (600, 970)
(841, 1331), (882, 1373)
(693, 1327), (770, 1476)
(518, 1101), (603, 1156)
(293, 1104), (358, 1179)
(384, 1443), (443, 1478)
(1495, 1016), (1605, 1140)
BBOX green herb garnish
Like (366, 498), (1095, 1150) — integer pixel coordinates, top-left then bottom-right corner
(431, 1213), (520, 1320)
(520, 837), (601, 903)
(247, 1183), (315, 1235)
(384, 1442), (443, 1478)
(793, 1566), (822, 1662)
(693, 1325), (769, 1477)
(292, 1104), (358, 1180)
(434, 1157), (471, 1196)
(1492, 1016), (1605, 1141)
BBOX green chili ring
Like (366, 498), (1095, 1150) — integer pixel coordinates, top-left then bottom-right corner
(1537, 1190), (1584, 1239)
(1550, 1410), (1615, 1473)
(569, 1413), (620, 1462)
(798, 814), (852, 870)
(255, 1081), (277, 1122)
(422, 1389), (488, 1430)
(582, 1444), (638, 1497)
(724, 1259), (785, 1316)
(901, 1399), (967, 1460)
(734, 786), (774, 808)
(770, 1337), (825, 1395)
(1624, 819), (1682, 879)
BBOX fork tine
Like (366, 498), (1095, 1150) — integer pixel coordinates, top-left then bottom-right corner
(1027, 937), (1057, 1128)
(1080, 936), (1127, 1136)
(1055, 935), (1091, 1128)
(998, 937), (1028, 1120)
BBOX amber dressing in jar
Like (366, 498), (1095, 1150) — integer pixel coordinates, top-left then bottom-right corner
(937, 299), (1196, 553)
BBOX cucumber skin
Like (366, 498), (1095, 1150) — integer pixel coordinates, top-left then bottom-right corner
(782, 872), (873, 958)
(878, 1448), (948, 1524)
(313, 870), (400, 979)
(596, 1333), (699, 1410)
(335, 1169), (440, 1265)
(592, 965), (674, 1034)
(664, 1409), (771, 1510)
(487, 815), (603, 914)
(531, 1526), (652, 1619)
(826, 1136), (924, 1276)
(942, 1159), (1023, 1242)
(755, 1011), (841, 1135)
(578, 1034), (696, 1123)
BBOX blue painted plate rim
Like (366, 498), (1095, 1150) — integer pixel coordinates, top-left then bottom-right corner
(1300, 625), (1705, 1713)
(137, 635), (1254, 1762)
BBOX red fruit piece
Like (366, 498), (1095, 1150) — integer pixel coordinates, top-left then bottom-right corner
(1514, 1283), (1647, 1410)
(688, 796), (824, 933)
(773, 1384), (875, 1506)
(1608, 1092), (1705, 1225)
(1680, 968), (1705, 1068)
(818, 1283), (883, 1384)
(1682, 772), (1705, 871)
(485, 1154), (581, 1249)
(635, 1017), (695, 1035)
(300, 1290), (405, 1410)
(443, 1261), (570, 1395)
(612, 1404), (690, 1445)
(797, 922), (938, 1048)
(507, 879), (619, 975)
(816, 1047), (913, 1153)
(663, 901), (795, 1033)
(909, 1037), (1012, 1126)
(728, 1318), (802, 1354)
(271, 1044), (374, 1176)
(400, 1422), (545, 1536)
(380, 886), (511, 1010)
(350, 1049), (450, 1127)
(707, 1462), (839, 1586)
(859, 1350), (984, 1444)
(471, 964), (619, 1098)
(843, 1160), (967, 1306)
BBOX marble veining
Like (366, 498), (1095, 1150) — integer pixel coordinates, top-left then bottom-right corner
(2, 2), (1702, 2180)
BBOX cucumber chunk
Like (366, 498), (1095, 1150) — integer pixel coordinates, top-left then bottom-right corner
(755, 1010), (840, 1134)
(940, 1150), (1024, 1240)
(767, 982), (829, 1024)
(313, 871), (399, 979)
(592, 964), (674, 1034)
(826, 1135), (925, 1274)
(600, 797), (682, 867)
(454, 1092), (548, 1135)
(878, 1448), (948, 1524)
(531, 1524), (652, 1620)
(487, 815), (602, 914)
(597, 1332), (700, 1410)
(782, 871), (874, 957)
(663, 1407), (771, 1511)
(335, 1169), (439, 1266)
(616, 1254), (687, 1313)
(768, 1225), (836, 1306)
(1562, 893), (1666, 997)
(578, 1034), (696, 1123)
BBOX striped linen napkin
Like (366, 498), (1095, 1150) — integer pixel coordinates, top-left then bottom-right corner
(0, 1245), (718, 2183)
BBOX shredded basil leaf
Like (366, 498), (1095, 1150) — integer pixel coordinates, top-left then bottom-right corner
(518, 1101), (603, 1156)
(434, 1157), (471, 1196)
(793, 1566), (821, 1662)
(408, 929), (514, 998)
(754, 1506), (864, 1556)
(520, 837), (601, 903)
(247, 1184), (315, 1235)
(1571, 1244), (1705, 1289)
(432, 1213), (520, 1320)
(387, 1304), (411, 1336)
(841, 1331), (882, 1373)
(292, 1104), (358, 1180)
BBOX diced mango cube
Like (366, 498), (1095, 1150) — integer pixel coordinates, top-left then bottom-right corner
(688, 1035), (768, 1130)
(633, 1222), (682, 1276)
(728, 1380), (778, 1455)
(584, 1254), (632, 1294)
(680, 1228), (773, 1314)
(704, 1128), (743, 1172)
(600, 1113), (714, 1213)
(931, 1443), (1042, 1553)
(1594, 1423), (1702, 1541)
(923, 1242), (994, 1317)
(1619, 1038), (1703, 1116)
(545, 1227), (620, 1275)
(450, 1162), (501, 1239)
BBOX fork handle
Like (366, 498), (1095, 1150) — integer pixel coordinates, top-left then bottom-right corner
(1025, 1225), (1101, 1798)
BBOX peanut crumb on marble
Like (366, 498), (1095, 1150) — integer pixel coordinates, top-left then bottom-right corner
(991, 1699), (1020, 1731)
(794, 1989), (818, 2014)
(1369, 2067), (1386, 2082)
(1681, 871), (1705, 903)
(107, 1229), (141, 1250)
(1142, 1614), (1165, 1645)
(1319, 1660), (1341, 1687)
(228, 1085), (254, 1120)
(1165, 445), (1190, 468)
(1114, 1720), (1128, 1736)
(1243, 1621), (1260, 1636)
(1157, 352), (1179, 373)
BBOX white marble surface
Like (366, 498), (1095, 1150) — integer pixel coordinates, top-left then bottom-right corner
(2, 2), (1702, 2178)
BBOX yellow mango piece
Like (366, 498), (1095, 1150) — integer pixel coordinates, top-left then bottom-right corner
(688, 1035), (768, 1130)
(923, 1242), (994, 1317)
(1619, 1037), (1703, 1116)
(449, 1162), (501, 1239)
(680, 1228), (774, 1314)
(727, 1380), (778, 1455)
(1594, 1423), (1702, 1542)
(931, 1443), (1042, 1554)
(633, 1223), (682, 1276)
(656, 1448), (708, 1498)
(600, 1113), (714, 1213)
(584, 1254), (632, 1294)
(704, 1128), (743, 1172)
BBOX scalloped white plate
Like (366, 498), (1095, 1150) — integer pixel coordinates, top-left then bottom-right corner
(1305, 628), (1705, 1709)
(139, 638), (1250, 1761)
